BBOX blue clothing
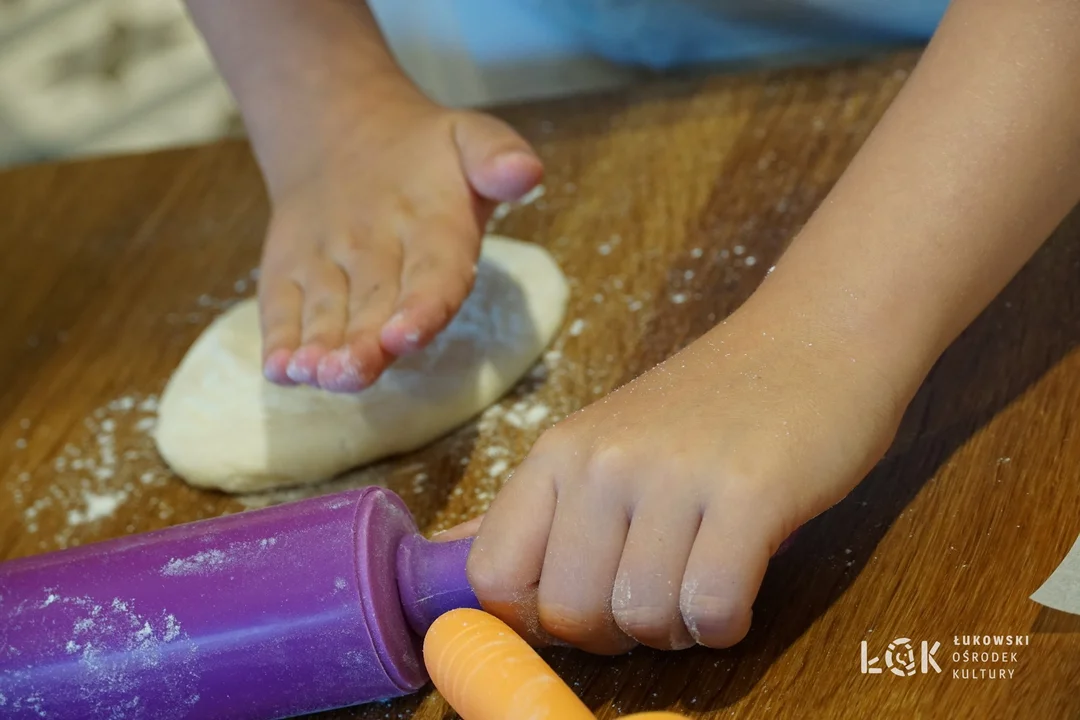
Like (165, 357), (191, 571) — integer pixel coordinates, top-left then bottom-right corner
(523, 0), (948, 69)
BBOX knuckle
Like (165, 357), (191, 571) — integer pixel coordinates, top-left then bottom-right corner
(464, 552), (503, 600)
(305, 294), (339, 316)
(584, 443), (637, 488)
(530, 426), (573, 459)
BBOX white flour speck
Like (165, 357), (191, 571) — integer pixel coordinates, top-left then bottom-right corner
(670, 293), (688, 305)
(488, 460), (509, 478)
(161, 550), (227, 577)
(503, 402), (551, 429)
(13, 392), (162, 543)
(690, 247), (703, 258)
(517, 184), (545, 206)
(163, 614), (182, 642)
(67, 490), (127, 526)
(568, 319), (586, 337)
(745, 256), (758, 267)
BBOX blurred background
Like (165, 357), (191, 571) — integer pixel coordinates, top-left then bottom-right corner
(0, 0), (639, 169)
(0, 0), (941, 169)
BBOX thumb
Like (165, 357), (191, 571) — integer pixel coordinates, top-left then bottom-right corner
(431, 514), (485, 543)
(453, 113), (544, 203)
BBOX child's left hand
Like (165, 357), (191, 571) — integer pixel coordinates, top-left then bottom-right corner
(444, 296), (909, 653)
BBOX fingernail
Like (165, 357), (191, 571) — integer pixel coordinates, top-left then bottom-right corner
(285, 356), (315, 385)
(263, 351), (295, 385)
(498, 149), (538, 168)
(670, 634), (697, 651)
(318, 350), (369, 393)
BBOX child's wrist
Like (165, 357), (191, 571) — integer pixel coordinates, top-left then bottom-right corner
(250, 80), (439, 202)
(738, 268), (936, 411)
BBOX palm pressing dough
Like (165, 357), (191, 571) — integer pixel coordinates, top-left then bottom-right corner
(154, 236), (568, 493)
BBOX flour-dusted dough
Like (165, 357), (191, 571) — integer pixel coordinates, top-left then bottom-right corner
(154, 236), (568, 493)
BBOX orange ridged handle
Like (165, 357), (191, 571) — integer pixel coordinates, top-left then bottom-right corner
(424, 608), (594, 720)
(423, 608), (689, 720)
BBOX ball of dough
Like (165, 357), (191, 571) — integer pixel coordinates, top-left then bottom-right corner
(154, 236), (568, 493)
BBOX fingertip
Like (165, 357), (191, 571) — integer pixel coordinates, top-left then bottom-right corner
(316, 348), (370, 394)
(380, 309), (432, 356)
(454, 113), (544, 202)
(481, 151), (544, 202)
(680, 588), (754, 649)
(263, 348), (297, 385)
(432, 515), (484, 542)
(285, 345), (325, 386)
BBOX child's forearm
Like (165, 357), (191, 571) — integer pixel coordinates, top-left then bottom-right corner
(751, 0), (1080, 400)
(185, 0), (427, 197)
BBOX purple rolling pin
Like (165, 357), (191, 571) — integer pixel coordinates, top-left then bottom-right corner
(0, 487), (480, 719)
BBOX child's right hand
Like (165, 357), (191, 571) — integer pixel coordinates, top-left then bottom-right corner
(256, 98), (543, 392)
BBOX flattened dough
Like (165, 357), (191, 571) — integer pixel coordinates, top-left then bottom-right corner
(154, 236), (568, 493)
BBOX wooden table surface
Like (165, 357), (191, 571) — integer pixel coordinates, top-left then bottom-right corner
(2, 50), (1078, 719)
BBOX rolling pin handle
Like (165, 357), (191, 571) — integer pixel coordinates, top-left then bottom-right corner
(396, 534), (481, 636)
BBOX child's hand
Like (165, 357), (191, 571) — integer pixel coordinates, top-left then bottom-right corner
(257, 99), (543, 391)
(458, 301), (907, 653)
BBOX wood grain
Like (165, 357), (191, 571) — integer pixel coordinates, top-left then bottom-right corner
(1, 50), (1077, 719)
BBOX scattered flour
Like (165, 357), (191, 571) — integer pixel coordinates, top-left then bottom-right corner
(67, 490), (127, 526)
(161, 550), (227, 577)
(171, 268), (256, 326)
(8, 392), (164, 548)
(568, 319), (586, 337)
(516, 184), (546, 206)
(485, 184), (547, 231)
(3, 591), (200, 718)
(503, 402), (551, 429)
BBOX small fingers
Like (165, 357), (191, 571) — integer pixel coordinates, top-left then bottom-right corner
(286, 262), (348, 385)
(258, 278), (303, 385)
(537, 469), (636, 655)
(612, 493), (701, 651)
(467, 452), (558, 646)
(433, 514), (485, 543)
(680, 501), (774, 648)
(317, 236), (401, 392)
(381, 220), (480, 356)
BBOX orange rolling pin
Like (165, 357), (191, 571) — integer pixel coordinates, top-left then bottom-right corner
(424, 608), (689, 720)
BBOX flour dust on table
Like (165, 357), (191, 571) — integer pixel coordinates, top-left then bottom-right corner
(154, 236), (569, 493)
